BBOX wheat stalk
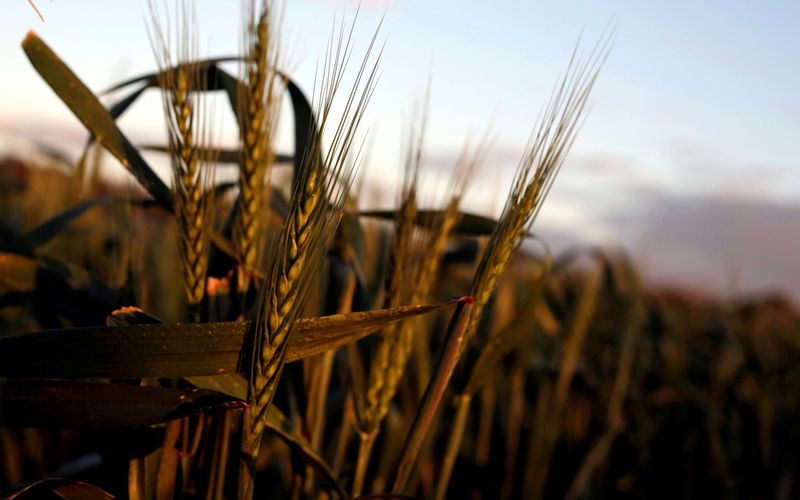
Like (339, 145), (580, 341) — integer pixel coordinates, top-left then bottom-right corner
(393, 37), (611, 493)
(523, 268), (601, 499)
(238, 15), (381, 500)
(352, 141), (419, 496)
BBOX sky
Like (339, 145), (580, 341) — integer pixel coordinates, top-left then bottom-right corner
(1, 0), (798, 299)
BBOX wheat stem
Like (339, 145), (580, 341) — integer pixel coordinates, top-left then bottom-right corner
(352, 430), (377, 497)
(392, 298), (474, 492)
(433, 393), (471, 500)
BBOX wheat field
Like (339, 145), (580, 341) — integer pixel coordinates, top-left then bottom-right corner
(0, 2), (798, 499)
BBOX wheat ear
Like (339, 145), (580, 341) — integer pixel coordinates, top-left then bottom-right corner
(150, 3), (213, 312)
(464, 39), (610, 357)
(352, 135), (420, 495)
(238, 15), (381, 499)
(236, 1), (282, 276)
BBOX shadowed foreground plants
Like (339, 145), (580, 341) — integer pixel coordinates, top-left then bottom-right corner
(2, 3), (799, 500)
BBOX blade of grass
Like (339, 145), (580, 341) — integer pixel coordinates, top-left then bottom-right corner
(0, 252), (37, 292)
(0, 297), (468, 379)
(22, 32), (175, 211)
(0, 253), (120, 326)
(283, 76), (324, 195)
(17, 197), (157, 254)
(185, 374), (248, 401)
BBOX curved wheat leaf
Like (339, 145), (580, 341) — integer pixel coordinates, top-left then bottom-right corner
(22, 32), (175, 211)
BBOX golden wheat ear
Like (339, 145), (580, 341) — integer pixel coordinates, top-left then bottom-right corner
(238, 10), (382, 499)
(148, 2), (216, 317)
(465, 34), (612, 355)
(234, 1), (285, 284)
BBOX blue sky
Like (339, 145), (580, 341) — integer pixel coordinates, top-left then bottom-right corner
(1, 0), (798, 298)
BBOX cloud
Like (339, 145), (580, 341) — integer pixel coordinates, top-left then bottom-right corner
(610, 192), (800, 301)
(784, 100), (800, 123)
(663, 139), (795, 199)
(531, 146), (800, 302)
(370, 139), (800, 304)
(420, 142), (521, 175)
(567, 151), (641, 178)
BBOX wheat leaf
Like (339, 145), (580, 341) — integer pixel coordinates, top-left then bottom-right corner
(22, 32), (175, 211)
(0, 252), (37, 292)
(282, 75), (324, 195)
(2, 478), (114, 499)
(99, 56), (240, 94)
(19, 197), (157, 253)
(185, 374), (248, 401)
(0, 380), (243, 428)
(107, 83), (148, 119)
(0, 253), (119, 326)
(0, 297), (468, 379)
(106, 306), (163, 326)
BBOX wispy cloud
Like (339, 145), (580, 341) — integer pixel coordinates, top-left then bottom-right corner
(622, 193), (800, 300)
(532, 147), (800, 301)
(664, 138), (796, 200)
